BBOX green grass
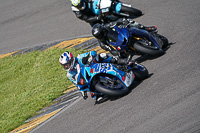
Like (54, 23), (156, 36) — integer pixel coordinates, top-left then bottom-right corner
(0, 48), (85, 133)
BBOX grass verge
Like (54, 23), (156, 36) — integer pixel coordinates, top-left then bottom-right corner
(0, 48), (85, 133)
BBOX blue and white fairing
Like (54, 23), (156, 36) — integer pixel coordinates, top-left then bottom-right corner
(77, 63), (134, 91)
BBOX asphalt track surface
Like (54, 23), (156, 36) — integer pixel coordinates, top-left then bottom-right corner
(1, 0), (200, 133)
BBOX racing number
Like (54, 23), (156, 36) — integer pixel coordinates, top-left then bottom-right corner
(100, 64), (112, 73)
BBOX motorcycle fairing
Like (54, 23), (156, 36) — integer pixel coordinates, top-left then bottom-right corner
(92, 63), (134, 87)
(109, 26), (130, 51)
(130, 28), (161, 49)
(107, 29), (118, 42)
(79, 63), (134, 88)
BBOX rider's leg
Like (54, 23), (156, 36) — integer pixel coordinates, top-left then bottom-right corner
(130, 21), (157, 31)
(99, 53), (129, 65)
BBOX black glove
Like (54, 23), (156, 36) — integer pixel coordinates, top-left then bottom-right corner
(109, 22), (117, 28)
(127, 18), (135, 24)
(116, 18), (129, 25)
(82, 53), (94, 65)
(122, 19), (129, 25)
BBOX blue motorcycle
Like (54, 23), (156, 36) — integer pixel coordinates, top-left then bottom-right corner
(77, 62), (148, 97)
(104, 21), (168, 57)
(91, 0), (142, 22)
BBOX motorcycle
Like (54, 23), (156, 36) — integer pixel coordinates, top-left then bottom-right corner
(102, 20), (169, 57)
(90, 0), (142, 22)
(77, 61), (148, 99)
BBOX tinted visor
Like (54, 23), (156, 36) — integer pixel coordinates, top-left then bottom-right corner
(76, 2), (84, 10)
(62, 62), (71, 70)
(62, 57), (74, 70)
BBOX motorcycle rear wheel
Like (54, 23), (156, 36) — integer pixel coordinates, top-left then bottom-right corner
(133, 40), (165, 56)
(94, 74), (129, 96)
(121, 5), (142, 17)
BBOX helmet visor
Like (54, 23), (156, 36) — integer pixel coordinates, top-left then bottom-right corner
(62, 62), (71, 70)
(62, 57), (74, 71)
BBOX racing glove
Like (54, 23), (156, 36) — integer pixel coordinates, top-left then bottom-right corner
(82, 52), (95, 65)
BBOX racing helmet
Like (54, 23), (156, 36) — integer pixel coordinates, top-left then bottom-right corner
(92, 23), (106, 40)
(70, 0), (86, 10)
(59, 51), (75, 71)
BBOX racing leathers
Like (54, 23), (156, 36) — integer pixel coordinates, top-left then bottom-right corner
(71, 1), (103, 27)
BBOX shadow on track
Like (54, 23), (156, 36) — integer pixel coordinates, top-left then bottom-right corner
(134, 42), (175, 64)
(94, 73), (153, 105)
(94, 41), (174, 105)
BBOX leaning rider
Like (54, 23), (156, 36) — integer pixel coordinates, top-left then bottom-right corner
(91, 18), (157, 57)
(70, 0), (103, 27)
(59, 51), (129, 102)
(70, 0), (147, 28)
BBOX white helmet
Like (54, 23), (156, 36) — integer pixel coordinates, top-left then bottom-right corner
(70, 0), (86, 10)
(59, 51), (75, 71)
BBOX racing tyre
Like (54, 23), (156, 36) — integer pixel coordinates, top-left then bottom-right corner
(133, 64), (149, 81)
(121, 5), (142, 17)
(94, 74), (129, 96)
(157, 34), (169, 48)
(133, 40), (165, 56)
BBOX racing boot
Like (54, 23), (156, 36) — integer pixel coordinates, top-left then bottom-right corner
(129, 21), (157, 31)
(81, 91), (88, 100)
(139, 24), (157, 31)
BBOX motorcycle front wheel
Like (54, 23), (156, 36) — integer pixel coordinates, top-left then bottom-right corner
(156, 34), (169, 48)
(132, 64), (149, 81)
(94, 74), (129, 96)
(121, 5), (142, 17)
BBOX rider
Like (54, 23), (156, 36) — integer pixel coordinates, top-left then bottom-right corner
(70, 0), (103, 26)
(59, 51), (129, 102)
(91, 18), (157, 57)
(70, 0), (145, 28)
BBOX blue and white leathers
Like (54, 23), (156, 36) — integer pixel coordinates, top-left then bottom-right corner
(66, 51), (113, 90)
